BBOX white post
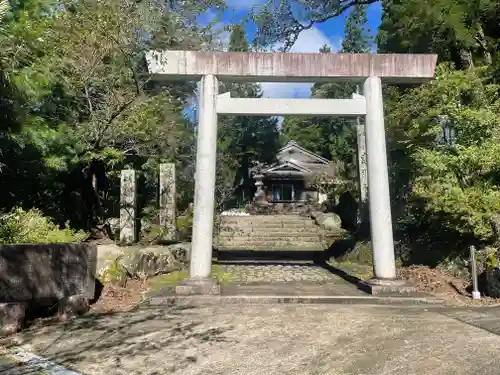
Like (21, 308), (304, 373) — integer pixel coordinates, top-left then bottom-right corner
(364, 76), (396, 280)
(179, 74), (219, 294)
(470, 246), (480, 300)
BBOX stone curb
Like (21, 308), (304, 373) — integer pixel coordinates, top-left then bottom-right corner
(149, 295), (446, 307)
(0, 347), (82, 375)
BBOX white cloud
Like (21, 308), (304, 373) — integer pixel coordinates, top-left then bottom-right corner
(259, 27), (339, 99)
(225, 0), (267, 11)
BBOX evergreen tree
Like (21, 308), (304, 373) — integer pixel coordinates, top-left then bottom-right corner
(377, 0), (499, 69)
(341, 4), (372, 53)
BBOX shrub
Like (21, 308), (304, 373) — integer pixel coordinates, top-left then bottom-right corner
(0, 207), (88, 244)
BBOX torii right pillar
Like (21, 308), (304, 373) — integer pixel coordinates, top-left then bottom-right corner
(360, 76), (413, 295)
(364, 77), (395, 279)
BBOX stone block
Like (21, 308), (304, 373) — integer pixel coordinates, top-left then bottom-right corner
(59, 294), (90, 321)
(314, 213), (342, 231)
(0, 303), (25, 336)
(0, 243), (97, 302)
(358, 278), (418, 297)
(175, 278), (220, 295)
(121, 244), (190, 278)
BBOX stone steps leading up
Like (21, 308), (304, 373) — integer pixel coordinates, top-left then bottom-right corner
(219, 223), (318, 230)
(218, 227), (320, 234)
(216, 214), (325, 251)
(218, 236), (323, 243)
(216, 243), (326, 251)
(218, 231), (321, 238)
(221, 216), (311, 225)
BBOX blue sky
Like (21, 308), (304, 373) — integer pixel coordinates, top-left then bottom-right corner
(196, 0), (383, 99)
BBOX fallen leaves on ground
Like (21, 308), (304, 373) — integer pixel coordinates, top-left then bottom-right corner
(398, 265), (500, 306)
(91, 279), (149, 314)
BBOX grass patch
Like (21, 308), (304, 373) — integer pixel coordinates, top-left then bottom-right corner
(147, 265), (234, 291)
(212, 264), (233, 283)
(329, 259), (374, 280)
(148, 270), (189, 290)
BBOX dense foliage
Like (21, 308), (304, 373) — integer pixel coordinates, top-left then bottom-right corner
(376, 0), (500, 261)
(0, 207), (87, 244)
(0, 0), (223, 237)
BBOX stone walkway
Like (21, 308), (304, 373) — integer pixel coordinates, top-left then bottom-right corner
(215, 262), (341, 283)
(3, 304), (500, 375)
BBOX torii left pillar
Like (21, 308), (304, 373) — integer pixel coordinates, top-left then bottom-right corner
(176, 74), (221, 295)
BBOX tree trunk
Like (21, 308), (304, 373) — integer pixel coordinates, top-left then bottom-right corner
(476, 25), (492, 65)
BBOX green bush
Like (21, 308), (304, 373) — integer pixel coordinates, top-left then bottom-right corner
(0, 207), (88, 244)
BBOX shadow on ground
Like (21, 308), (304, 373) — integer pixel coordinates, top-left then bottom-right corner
(216, 249), (366, 292)
(1, 303), (236, 375)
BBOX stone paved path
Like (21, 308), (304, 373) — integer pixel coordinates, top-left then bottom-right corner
(4, 304), (500, 375)
(216, 263), (340, 283)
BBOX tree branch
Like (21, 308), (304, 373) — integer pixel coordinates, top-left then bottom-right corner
(278, 0), (378, 51)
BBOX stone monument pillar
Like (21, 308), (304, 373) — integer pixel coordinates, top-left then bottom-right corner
(159, 163), (176, 241)
(356, 118), (369, 232)
(120, 169), (137, 244)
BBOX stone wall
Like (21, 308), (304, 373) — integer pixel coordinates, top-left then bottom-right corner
(0, 243), (97, 336)
(0, 243), (97, 302)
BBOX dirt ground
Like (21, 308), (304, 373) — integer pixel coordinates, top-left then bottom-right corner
(2, 265), (500, 375)
(6, 303), (500, 375)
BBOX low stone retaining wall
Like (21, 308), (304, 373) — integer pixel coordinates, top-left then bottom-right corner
(0, 243), (97, 336)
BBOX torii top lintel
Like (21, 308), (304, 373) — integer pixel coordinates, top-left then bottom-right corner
(145, 50), (437, 83)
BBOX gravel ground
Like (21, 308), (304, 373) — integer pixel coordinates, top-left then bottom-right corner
(216, 263), (340, 283)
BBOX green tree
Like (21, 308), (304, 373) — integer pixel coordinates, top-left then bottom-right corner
(386, 65), (500, 253)
(249, 0), (378, 50)
(373, 0), (500, 266)
(0, 0), (223, 232)
(377, 0), (499, 69)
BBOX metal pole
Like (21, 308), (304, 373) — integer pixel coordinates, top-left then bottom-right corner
(470, 245), (481, 300)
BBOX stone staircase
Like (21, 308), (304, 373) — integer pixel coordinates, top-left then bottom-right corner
(215, 215), (326, 251)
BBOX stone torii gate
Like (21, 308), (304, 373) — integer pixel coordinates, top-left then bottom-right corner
(146, 50), (437, 295)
